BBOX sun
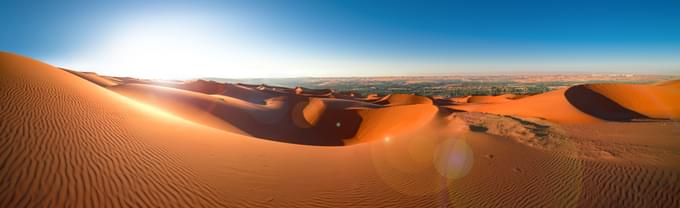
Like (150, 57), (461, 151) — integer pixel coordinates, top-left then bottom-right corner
(58, 10), (270, 80)
(99, 14), (232, 79)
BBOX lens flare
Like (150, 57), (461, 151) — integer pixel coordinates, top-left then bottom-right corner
(434, 138), (473, 179)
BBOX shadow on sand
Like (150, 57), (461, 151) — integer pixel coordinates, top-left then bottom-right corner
(565, 85), (648, 121)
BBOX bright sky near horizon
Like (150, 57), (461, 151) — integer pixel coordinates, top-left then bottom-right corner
(1, 0), (680, 79)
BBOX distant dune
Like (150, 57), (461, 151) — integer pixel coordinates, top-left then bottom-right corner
(466, 94), (518, 104)
(1, 51), (679, 207)
(372, 93), (434, 106)
(656, 79), (680, 88)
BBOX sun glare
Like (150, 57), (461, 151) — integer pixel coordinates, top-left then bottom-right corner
(101, 14), (231, 79)
(59, 11), (278, 80)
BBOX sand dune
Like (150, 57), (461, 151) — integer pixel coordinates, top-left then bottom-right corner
(0, 52), (230, 207)
(110, 83), (255, 134)
(448, 88), (601, 123)
(564, 85), (651, 121)
(294, 86), (333, 96)
(109, 82), (386, 146)
(449, 83), (680, 122)
(173, 79), (229, 94)
(373, 93), (434, 106)
(576, 83), (680, 120)
(347, 104), (438, 144)
(466, 94), (518, 104)
(64, 69), (121, 87)
(2, 51), (679, 207)
(656, 79), (680, 88)
(173, 80), (281, 104)
(450, 95), (471, 103)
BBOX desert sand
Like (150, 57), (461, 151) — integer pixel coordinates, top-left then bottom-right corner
(1, 51), (679, 207)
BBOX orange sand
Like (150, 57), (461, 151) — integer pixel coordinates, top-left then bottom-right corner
(1, 51), (679, 207)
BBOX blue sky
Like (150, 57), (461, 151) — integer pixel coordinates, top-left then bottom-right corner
(1, 0), (679, 78)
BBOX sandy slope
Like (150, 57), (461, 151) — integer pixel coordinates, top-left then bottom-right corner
(448, 83), (680, 122)
(373, 93), (434, 106)
(447, 89), (601, 123)
(656, 79), (680, 88)
(64, 69), (121, 87)
(466, 94), (518, 104)
(0, 52), (231, 207)
(581, 84), (680, 120)
(1, 52), (679, 207)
